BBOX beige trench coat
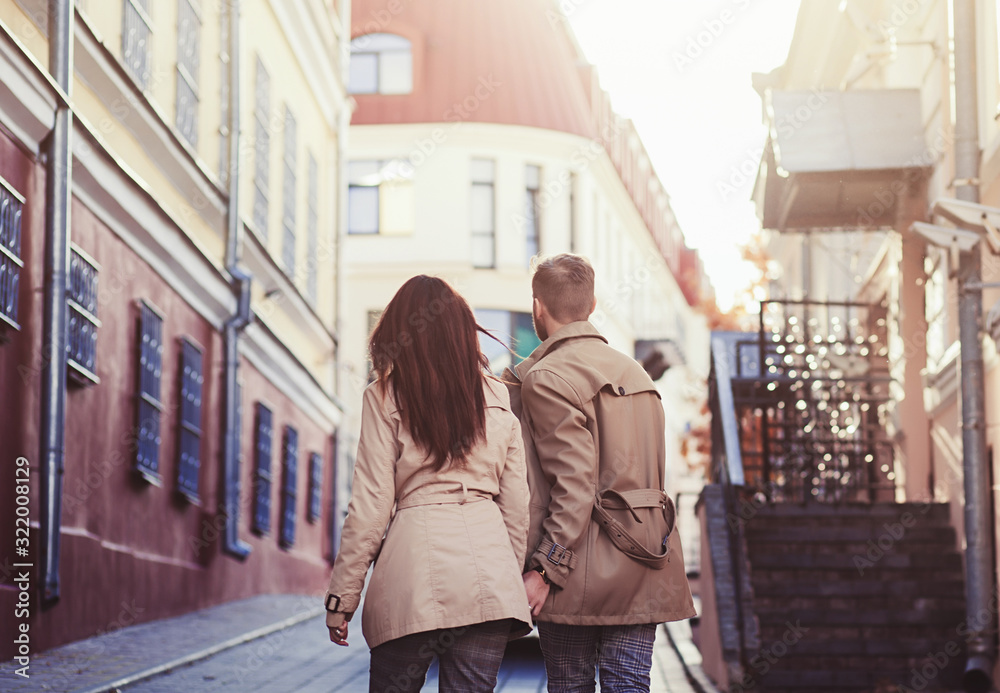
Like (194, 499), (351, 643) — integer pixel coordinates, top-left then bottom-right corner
(324, 377), (532, 649)
(504, 321), (696, 626)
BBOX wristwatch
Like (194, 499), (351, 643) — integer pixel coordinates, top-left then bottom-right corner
(532, 566), (551, 585)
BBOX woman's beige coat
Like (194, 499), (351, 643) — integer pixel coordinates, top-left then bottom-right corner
(505, 321), (696, 626)
(324, 377), (533, 649)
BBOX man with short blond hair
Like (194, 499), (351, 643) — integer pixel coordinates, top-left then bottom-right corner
(506, 253), (695, 693)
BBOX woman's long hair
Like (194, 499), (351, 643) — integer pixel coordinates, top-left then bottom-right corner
(369, 276), (491, 470)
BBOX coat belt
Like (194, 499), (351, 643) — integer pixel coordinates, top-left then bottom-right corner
(396, 482), (491, 510)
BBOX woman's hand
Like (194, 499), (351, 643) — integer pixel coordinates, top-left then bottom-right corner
(327, 611), (349, 646)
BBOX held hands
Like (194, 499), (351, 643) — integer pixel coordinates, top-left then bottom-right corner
(522, 570), (551, 618)
(327, 611), (349, 646)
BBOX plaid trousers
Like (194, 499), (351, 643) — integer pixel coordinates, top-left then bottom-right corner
(537, 622), (657, 693)
(368, 619), (510, 693)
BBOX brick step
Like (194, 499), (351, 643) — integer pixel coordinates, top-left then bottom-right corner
(755, 666), (962, 691)
(745, 525), (955, 544)
(756, 607), (965, 627)
(750, 637), (967, 657)
(749, 502), (950, 521)
(745, 538), (956, 557)
(751, 567), (964, 583)
(753, 594), (966, 612)
(758, 623), (967, 642)
(746, 522), (955, 546)
(748, 550), (962, 571)
(752, 578), (964, 597)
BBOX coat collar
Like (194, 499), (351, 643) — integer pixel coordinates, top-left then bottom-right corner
(512, 321), (607, 381)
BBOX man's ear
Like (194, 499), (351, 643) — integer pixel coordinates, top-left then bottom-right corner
(533, 296), (545, 317)
(589, 297), (597, 316)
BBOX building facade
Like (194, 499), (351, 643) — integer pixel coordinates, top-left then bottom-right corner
(338, 0), (713, 542)
(0, 0), (349, 659)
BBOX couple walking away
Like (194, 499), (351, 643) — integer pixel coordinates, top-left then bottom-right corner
(323, 254), (696, 693)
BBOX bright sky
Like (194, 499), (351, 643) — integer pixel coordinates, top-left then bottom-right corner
(567, 0), (802, 312)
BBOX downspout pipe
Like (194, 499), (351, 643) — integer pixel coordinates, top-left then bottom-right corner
(39, 0), (75, 604)
(222, 0), (251, 560)
(952, 2), (995, 690)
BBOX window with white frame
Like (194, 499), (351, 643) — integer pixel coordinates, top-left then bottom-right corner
(347, 160), (414, 235)
(471, 159), (495, 268)
(0, 178), (24, 333)
(282, 106), (297, 276)
(123, 0), (152, 89)
(253, 57), (271, 237)
(475, 309), (541, 374)
(925, 249), (950, 370)
(176, 0), (201, 147)
(67, 246), (101, 386)
(525, 165), (541, 265)
(349, 33), (413, 95)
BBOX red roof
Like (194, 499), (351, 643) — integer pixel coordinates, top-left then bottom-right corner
(350, 0), (596, 137)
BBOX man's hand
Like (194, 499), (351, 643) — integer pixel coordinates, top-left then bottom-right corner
(522, 570), (551, 617)
(327, 611), (349, 646)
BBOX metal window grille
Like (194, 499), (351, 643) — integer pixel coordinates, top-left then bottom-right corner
(306, 154), (319, 304)
(0, 179), (25, 332)
(122, 0), (152, 89)
(252, 57), (270, 236)
(279, 426), (298, 548)
(67, 247), (101, 385)
(136, 301), (164, 482)
(308, 452), (322, 523)
(282, 107), (297, 276)
(176, 0), (201, 147)
(252, 403), (273, 534)
(177, 338), (204, 502)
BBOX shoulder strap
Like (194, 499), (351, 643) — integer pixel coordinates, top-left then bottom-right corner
(591, 489), (675, 569)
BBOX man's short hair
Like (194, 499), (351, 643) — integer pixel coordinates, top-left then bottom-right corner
(531, 254), (596, 323)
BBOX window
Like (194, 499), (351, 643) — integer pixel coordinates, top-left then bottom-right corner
(282, 106), (297, 276)
(176, 0), (201, 148)
(475, 309), (541, 373)
(347, 160), (414, 235)
(471, 159), (495, 268)
(925, 249), (950, 369)
(136, 302), (164, 483)
(349, 33), (413, 95)
(0, 175), (24, 332)
(67, 246), (101, 386)
(177, 338), (204, 503)
(280, 426), (298, 548)
(306, 154), (319, 304)
(525, 165), (541, 265)
(122, 0), (152, 89)
(308, 452), (322, 523)
(252, 403), (274, 535)
(253, 57), (270, 237)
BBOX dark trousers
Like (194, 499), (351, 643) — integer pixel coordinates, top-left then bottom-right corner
(537, 622), (656, 693)
(368, 619), (509, 693)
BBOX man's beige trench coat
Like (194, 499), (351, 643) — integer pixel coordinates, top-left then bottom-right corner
(324, 377), (533, 649)
(504, 321), (696, 626)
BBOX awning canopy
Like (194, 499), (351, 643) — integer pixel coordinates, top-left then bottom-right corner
(753, 89), (931, 232)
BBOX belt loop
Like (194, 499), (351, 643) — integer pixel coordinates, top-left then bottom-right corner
(460, 481), (468, 504)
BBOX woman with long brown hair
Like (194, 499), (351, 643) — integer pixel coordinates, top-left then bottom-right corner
(324, 275), (532, 692)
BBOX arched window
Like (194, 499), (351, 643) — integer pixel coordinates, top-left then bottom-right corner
(349, 33), (413, 95)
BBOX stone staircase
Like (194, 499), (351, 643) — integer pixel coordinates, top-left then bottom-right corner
(743, 502), (967, 692)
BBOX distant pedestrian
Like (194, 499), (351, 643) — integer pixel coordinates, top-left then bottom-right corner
(324, 275), (532, 693)
(504, 254), (696, 693)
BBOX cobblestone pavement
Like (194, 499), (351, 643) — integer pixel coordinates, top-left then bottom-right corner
(0, 594), (710, 693)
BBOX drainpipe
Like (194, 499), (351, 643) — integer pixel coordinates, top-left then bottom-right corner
(222, 0), (251, 560)
(952, 1), (995, 690)
(39, 0), (75, 604)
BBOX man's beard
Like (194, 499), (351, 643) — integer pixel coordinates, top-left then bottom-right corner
(532, 306), (548, 342)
